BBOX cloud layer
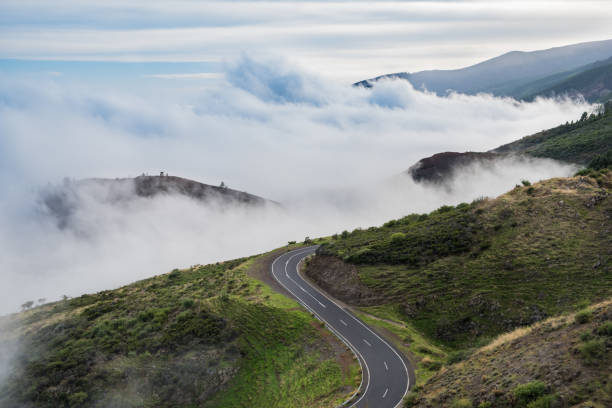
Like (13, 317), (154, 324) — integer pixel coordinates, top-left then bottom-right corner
(2, 1), (612, 80)
(0, 56), (590, 314)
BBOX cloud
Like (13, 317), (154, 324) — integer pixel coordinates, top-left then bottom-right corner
(0, 56), (592, 315)
(1, 1), (612, 80)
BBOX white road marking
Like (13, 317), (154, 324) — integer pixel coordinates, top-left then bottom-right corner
(363, 339), (372, 347)
(382, 388), (389, 398)
(340, 319), (348, 326)
(384, 361), (388, 371)
(271, 248), (371, 408)
(286, 270), (326, 308)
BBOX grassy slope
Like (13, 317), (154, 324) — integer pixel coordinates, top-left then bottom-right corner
(492, 108), (612, 164)
(311, 172), (612, 351)
(408, 299), (612, 408)
(0, 250), (359, 408)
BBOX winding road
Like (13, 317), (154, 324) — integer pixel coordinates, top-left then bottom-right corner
(271, 246), (411, 408)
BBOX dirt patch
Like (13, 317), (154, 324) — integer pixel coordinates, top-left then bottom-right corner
(246, 247), (299, 298)
(303, 254), (382, 306)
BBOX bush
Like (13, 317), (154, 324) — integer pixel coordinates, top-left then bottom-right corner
(478, 402), (492, 408)
(390, 232), (406, 242)
(287, 241), (296, 245)
(521, 180), (531, 186)
(341, 230), (349, 239)
(575, 309), (592, 324)
(182, 298), (195, 309)
(447, 349), (471, 365)
(579, 339), (606, 364)
(451, 398), (473, 408)
(587, 150), (612, 170)
(597, 321), (612, 336)
(513, 381), (547, 405)
(527, 394), (557, 408)
(403, 391), (418, 407)
(68, 392), (88, 406)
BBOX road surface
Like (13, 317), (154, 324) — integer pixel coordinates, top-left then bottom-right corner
(272, 246), (410, 408)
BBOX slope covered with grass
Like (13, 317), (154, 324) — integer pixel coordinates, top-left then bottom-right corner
(406, 299), (612, 408)
(0, 251), (359, 408)
(308, 172), (612, 350)
(492, 104), (612, 164)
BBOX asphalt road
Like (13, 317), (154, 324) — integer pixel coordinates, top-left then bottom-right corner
(272, 246), (410, 408)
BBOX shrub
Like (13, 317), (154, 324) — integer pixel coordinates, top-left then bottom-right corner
(304, 236), (312, 244)
(527, 394), (557, 408)
(447, 349), (471, 365)
(384, 220), (398, 228)
(575, 309), (592, 324)
(341, 230), (349, 239)
(513, 381), (547, 405)
(68, 392), (88, 406)
(579, 339), (606, 364)
(526, 186), (535, 195)
(478, 402), (492, 408)
(390, 232), (406, 242)
(168, 269), (181, 279)
(403, 391), (418, 407)
(451, 397), (473, 408)
(420, 357), (442, 370)
(587, 150), (612, 170)
(597, 321), (612, 336)
(287, 241), (296, 245)
(182, 298), (195, 309)
(521, 180), (531, 186)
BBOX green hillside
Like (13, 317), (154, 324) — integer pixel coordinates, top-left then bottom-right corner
(0, 251), (359, 408)
(308, 171), (612, 350)
(407, 299), (612, 407)
(492, 103), (612, 164)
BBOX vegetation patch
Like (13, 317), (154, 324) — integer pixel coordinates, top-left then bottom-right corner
(0, 253), (359, 408)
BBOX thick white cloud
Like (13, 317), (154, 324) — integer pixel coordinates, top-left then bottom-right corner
(0, 56), (589, 315)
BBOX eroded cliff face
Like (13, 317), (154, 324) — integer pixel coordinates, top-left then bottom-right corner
(303, 254), (382, 306)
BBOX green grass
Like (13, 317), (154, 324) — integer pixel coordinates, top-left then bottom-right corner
(494, 106), (612, 164)
(314, 173), (612, 349)
(0, 254), (359, 408)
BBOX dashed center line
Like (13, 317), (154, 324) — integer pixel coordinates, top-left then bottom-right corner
(340, 319), (348, 326)
(382, 388), (389, 398)
(384, 361), (388, 371)
(363, 339), (372, 347)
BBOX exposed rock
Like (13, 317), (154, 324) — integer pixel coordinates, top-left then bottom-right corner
(408, 151), (502, 184)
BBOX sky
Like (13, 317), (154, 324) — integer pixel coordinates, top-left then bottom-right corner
(1, 1), (612, 82)
(0, 0), (610, 315)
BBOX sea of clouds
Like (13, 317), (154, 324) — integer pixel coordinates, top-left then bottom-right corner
(0, 56), (590, 315)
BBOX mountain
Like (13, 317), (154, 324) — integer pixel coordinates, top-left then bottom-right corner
(522, 56), (612, 102)
(0, 249), (359, 407)
(41, 175), (273, 228)
(407, 152), (501, 184)
(407, 104), (612, 184)
(355, 39), (612, 99)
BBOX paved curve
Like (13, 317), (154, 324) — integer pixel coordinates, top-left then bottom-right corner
(272, 246), (410, 408)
